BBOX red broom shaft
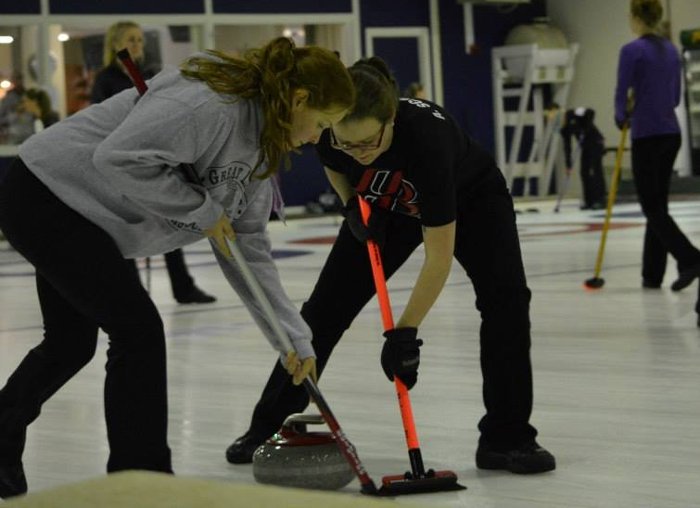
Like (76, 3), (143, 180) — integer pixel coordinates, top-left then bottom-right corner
(365, 235), (394, 330)
(358, 198), (421, 451)
(116, 49), (148, 95)
(302, 378), (377, 490)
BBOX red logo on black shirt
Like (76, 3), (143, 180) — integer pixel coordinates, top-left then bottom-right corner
(356, 168), (419, 217)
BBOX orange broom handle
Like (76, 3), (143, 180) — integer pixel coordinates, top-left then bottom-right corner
(357, 197), (420, 451)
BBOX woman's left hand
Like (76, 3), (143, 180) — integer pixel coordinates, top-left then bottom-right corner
(204, 213), (236, 257)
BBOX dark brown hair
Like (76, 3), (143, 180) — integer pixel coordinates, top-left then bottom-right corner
(341, 57), (399, 124)
(181, 37), (355, 176)
(631, 0), (663, 29)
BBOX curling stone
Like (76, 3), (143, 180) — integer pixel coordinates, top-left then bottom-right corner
(252, 413), (354, 490)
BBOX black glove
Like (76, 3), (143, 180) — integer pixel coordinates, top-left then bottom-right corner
(381, 327), (423, 390)
(341, 197), (388, 246)
(614, 116), (628, 130)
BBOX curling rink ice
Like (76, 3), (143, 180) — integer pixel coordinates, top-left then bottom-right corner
(1, 197), (700, 507)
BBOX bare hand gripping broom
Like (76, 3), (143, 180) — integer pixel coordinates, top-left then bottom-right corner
(358, 197), (466, 495)
(117, 49), (380, 496)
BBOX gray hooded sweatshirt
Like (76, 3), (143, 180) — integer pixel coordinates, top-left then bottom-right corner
(18, 62), (313, 360)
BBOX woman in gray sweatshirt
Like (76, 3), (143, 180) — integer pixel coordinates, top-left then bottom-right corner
(0, 36), (354, 498)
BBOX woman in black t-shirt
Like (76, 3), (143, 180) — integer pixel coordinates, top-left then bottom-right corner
(226, 58), (555, 474)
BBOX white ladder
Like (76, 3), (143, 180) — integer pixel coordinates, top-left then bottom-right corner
(491, 43), (579, 197)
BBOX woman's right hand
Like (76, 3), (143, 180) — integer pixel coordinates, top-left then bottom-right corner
(204, 213), (236, 257)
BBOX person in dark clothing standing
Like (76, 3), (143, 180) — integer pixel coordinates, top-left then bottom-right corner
(0, 72), (26, 143)
(226, 57), (556, 475)
(5, 88), (60, 144)
(560, 107), (606, 210)
(92, 21), (216, 304)
(21, 89), (59, 130)
(616, 0), (700, 291)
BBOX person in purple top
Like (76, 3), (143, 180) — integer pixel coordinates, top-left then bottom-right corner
(615, 0), (700, 291)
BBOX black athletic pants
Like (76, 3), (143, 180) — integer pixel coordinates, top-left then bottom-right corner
(128, 248), (195, 300)
(245, 171), (537, 450)
(0, 158), (172, 472)
(580, 139), (606, 207)
(164, 249), (195, 299)
(631, 134), (699, 285)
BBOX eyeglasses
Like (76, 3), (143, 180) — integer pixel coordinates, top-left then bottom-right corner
(329, 122), (386, 152)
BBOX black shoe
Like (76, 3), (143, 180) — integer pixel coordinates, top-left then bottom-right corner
(175, 286), (217, 304)
(671, 263), (700, 292)
(0, 463), (27, 499)
(642, 279), (661, 289)
(476, 441), (556, 474)
(225, 433), (266, 464)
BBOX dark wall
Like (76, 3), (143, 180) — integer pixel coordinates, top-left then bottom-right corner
(213, 0), (351, 13)
(9, 0), (352, 15)
(372, 38), (421, 95)
(48, 0), (204, 14)
(360, 0), (430, 32)
(1, 0), (40, 13)
(279, 146), (332, 208)
(357, 0), (546, 153)
(438, 0), (547, 153)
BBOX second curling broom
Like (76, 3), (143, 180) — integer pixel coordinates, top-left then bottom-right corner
(358, 197), (466, 496)
(583, 122), (629, 290)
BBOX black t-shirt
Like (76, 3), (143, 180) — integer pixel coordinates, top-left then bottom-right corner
(316, 98), (496, 227)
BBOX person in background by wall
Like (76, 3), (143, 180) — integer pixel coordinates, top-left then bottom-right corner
(4, 107), (34, 146)
(403, 81), (426, 100)
(560, 107), (606, 210)
(21, 88), (59, 130)
(4, 88), (59, 145)
(0, 72), (25, 120)
(9, 88), (59, 145)
(92, 21), (216, 304)
(0, 72), (26, 144)
(615, 0), (700, 291)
